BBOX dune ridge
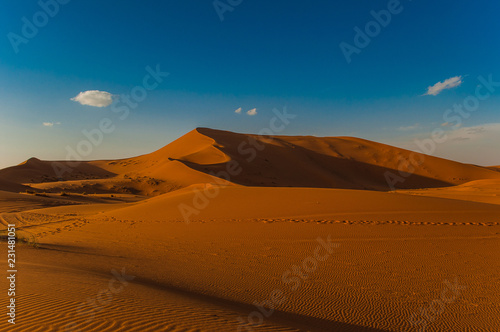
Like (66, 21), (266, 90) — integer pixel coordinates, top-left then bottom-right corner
(1, 128), (499, 197)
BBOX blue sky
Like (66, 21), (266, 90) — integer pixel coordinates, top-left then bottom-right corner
(1, 0), (499, 169)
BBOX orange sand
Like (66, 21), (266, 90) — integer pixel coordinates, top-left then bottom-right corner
(1, 129), (499, 331)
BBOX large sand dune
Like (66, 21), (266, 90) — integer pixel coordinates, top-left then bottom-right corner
(2, 128), (500, 196)
(1, 128), (499, 331)
(189, 128), (500, 190)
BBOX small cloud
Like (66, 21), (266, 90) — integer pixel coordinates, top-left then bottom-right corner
(43, 122), (61, 127)
(246, 108), (257, 116)
(398, 123), (419, 131)
(424, 76), (463, 96)
(234, 107), (242, 114)
(71, 90), (114, 107)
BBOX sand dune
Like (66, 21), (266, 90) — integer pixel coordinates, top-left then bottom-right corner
(0, 179), (29, 193)
(0, 157), (115, 184)
(0, 190), (143, 214)
(2, 128), (500, 196)
(1, 128), (499, 331)
(397, 179), (500, 205)
(190, 128), (500, 190)
(106, 185), (500, 224)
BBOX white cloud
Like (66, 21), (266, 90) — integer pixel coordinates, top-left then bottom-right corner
(424, 76), (463, 96)
(246, 108), (257, 116)
(398, 123), (420, 131)
(235, 107), (242, 114)
(43, 122), (61, 127)
(71, 90), (114, 107)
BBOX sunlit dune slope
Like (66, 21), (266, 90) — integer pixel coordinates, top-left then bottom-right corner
(397, 179), (500, 205)
(2, 128), (499, 195)
(105, 185), (500, 224)
(0, 130), (231, 196)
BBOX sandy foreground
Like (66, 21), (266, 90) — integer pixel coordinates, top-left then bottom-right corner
(0, 185), (499, 332)
(1, 129), (499, 331)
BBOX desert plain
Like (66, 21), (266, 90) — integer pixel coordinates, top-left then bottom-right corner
(1, 128), (499, 331)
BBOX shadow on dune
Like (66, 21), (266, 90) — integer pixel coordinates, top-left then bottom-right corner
(19, 245), (391, 331)
(35, 243), (129, 259)
(130, 275), (390, 332)
(179, 140), (454, 191)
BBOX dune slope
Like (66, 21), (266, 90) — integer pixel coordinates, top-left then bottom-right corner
(2, 128), (500, 195)
(188, 128), (500, 190)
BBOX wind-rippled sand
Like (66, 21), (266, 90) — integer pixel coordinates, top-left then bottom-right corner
(1, 128), (499, 331)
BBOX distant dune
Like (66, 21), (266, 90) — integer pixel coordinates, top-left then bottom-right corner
(488, 165), (500, 172)
(1, 128), (499, 196)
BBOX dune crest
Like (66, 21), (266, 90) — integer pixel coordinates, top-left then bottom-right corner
(1, 128), (500, 196)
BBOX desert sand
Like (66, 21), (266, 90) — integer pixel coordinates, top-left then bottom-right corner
(1, 128), (499, 331)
